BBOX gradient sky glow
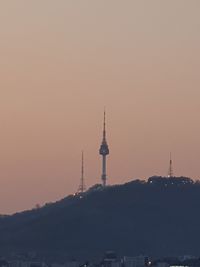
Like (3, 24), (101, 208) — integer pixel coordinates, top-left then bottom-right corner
(1, 0), (200, 214)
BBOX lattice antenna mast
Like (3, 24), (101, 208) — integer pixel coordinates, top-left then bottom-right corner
(78, 151), (86, 193)
(168, 152), (174, 178)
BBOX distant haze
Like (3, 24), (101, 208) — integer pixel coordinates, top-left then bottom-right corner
(0, 0), (200, 214)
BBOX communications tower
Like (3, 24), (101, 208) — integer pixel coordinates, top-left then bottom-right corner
(77, 151), (86, 193)
(99, 110), (109, 186)
(168, 153), (174, 178)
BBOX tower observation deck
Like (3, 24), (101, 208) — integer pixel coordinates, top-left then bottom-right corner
(99, 111), (109, 186)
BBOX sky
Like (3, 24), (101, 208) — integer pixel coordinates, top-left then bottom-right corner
(0, 0), (200, 214)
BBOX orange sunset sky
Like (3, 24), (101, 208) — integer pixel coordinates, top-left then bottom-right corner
(0, 1), (200, 214)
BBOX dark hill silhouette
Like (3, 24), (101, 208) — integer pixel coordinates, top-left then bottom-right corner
(0, 176), (200, 259)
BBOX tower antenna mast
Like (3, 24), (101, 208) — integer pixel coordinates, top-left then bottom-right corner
(168, 152), (174, 178)
(78, 151), (86, 193)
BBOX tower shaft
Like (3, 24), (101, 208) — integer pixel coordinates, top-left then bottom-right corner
(102, 155), (107, 186)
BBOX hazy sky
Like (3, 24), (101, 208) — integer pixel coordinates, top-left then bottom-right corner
(0, 0), (200, 214)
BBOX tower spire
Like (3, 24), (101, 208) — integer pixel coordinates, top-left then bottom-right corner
(103, 109), (106, 141)
(99, 109), (109, 187)
(77, 151), (86, 193)
(168, 152), (174, 178)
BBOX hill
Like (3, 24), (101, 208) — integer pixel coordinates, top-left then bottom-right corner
(0, 176), (200, 260)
